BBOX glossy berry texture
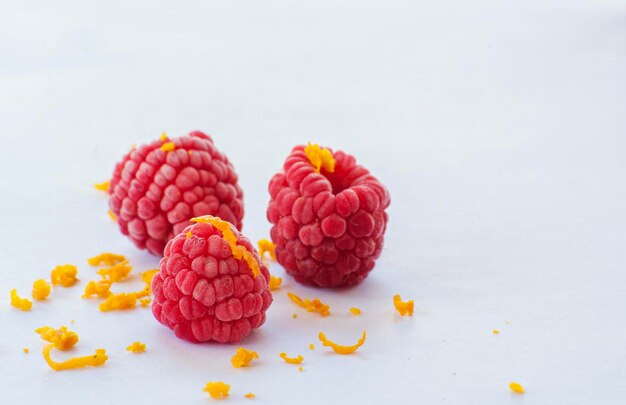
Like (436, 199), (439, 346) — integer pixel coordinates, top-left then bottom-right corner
(267, 145), (390, 287)
(151, 221), (272, 343)
(108, 131), (244, 256)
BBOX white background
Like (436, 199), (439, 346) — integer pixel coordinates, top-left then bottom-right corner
(1, 0), (625, 404)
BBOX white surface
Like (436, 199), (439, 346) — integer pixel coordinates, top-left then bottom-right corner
(1, 0), (625, 404)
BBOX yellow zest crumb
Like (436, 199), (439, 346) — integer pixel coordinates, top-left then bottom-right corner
(493, 329), (500, 335)
(186, 231), (192, 239)
(287, 292), (330, 316)
(70, 320), (75, 324)
(203, 382), (230, 399)
(160, 142), (175, 152)
(231, 347), (259, 368)
(97, 260), (132, 282)
(304, 142), (336, 173)
(292, 314), (298, 319)
(10, 289), (32, 311)
(160, 132), (168, 141)
(51, 264), (78, 287)
(257, 239), (276, 261)
(309, 343), (314, 350)
(393, 294), (414, 316)
(318, 330), (366, 354)
(32, 279), (51, 301)
(42, 344), (108, 371)
(23, 348), (29, 353)
(35, 326), (78, 351)
(244, 393), (255, 399)
(82, 280), (112, 299)
(93, 180), (110, 192)
(87, 253), (127, 267)
(126, 341), (146, 353)
(191, 216), (260, 277)
(349, 307), (361, 316)
(505, 320), (510, 324)
(140, 297), (151, 307)
(108, 209), (117, 222)
(279, 352), (304, 364)
(269, 275), (282, 291)
(509, 382), (524, 394)
(99, 292), (137, 311)
(298, 366), (303, 372)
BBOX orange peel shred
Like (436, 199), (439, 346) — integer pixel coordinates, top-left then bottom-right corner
(51, 264), (78, 287)
(126, 341), (146, 353)
(257, 239), (276, 261)
(393, 294), (414, 316)
(10, 289), (32, 311)
(231, 347), (259, 368)
(99, 292), (137, 311)
(204, 382), (230, 399)
(287, 292), (330, 316)
(279, 352), (304, 364)
(87, 253), (126, 267)
(304, 142), (335, 173)
(35, 326), (79, 351)
(93, 180), (110, 192)
(42, 344), (107, 371)
(269, 275), (282, 290)
(318, 330), (366, 354)
(32, 279), (51, 301)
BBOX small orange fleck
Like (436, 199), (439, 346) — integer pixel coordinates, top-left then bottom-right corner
(160, 132), (168, 141)
(269, 275), (282, 290)
(304, 143), (335, 173)
(35, 326), (78, 351)
(318, 330), (366, 354)
(292, 314), (298, 319)
(94, 180), (110, 192)
(32, 279), (51, 301)
(244, 393), (255, 399)
(87, 253), (126, 267)
(204, 382), (230, 399)
(258, 239), (276, 261)
(51, 264), (78, 287)
(97, 260), (132, 282)
(23, 348), (29, 354)
(231, 347), (259, 368)
(186, 231), (192, 239)
(349, 307), (361, 316)
(42, 344), (107, 371)
(493, 329), (500, 335)
(509, 382), (524, 394)
(298, 366), (303, 372)
(393, 294), (414, 316)
(126, 341), (146, 353)
(10, 289), (32, 311)
(309, 343), (314, 350)
(160, 142), (175, 152)
(108, 210), (117, 222)
(287, 292), (330, 316)
(279, 352), (304, 364)
(99, 292), (137, 311)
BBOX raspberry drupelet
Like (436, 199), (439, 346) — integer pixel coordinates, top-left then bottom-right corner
(151, 216), (273, 343)
(267, 144), (390, 287)
(108, 131), (244, 256)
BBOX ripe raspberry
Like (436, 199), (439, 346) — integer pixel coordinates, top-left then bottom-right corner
(108, 131), (244, 256)
(151, 216), (273, 343)
(267, 144), (390, 287)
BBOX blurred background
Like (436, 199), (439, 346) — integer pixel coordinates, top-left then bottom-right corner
(0, 1), (625, 404)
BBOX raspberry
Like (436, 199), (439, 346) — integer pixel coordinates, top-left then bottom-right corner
(151, 216), (273, 343)
(267, 144), (390, 287)
(108, 131), (244, 256)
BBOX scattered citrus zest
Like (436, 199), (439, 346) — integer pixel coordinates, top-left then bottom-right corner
(292, 314), (298, 319)
(298, 366), (303, 372)
(97, 260), (132, 282)
(191, 216), (260, 277)
(23, 348), (29, 353)
(186, 231), (192, 239)
(32, 279), (51, 301)
(257, 239), (276, 261)
(94, 180), (110, 192)
(160, 132), (168, 141)
(160, 142), (175, 152)
(349, 307), (361, 316)
(309, 343), (314, 350)
(108, 210), (117, 221)
(318, 330), (366, 354)
(393, 294), (414, 316)
(244, 393), (255, 399)
(493, 329), (500, 334)
(10, 289), (32, 311)
(87, 253), (127, 267)
(203, 382), (230, 399)
(139, 297), (151, 307)
(51, 264), (78, 287)
(82, 280), (112, 299)
(269, 275), (282, 290)
(126, 341), (146, 353)
(304, 142), (336, 173)
(42, 343), (108, 371)
(509, 382), (524, 394)
(135, 268), (158, 299)
(279, 352), (304, 364)
(35, 326), (78, 351)
(99, 292), (137, 311)
(287, 292), (330, 316)
(231, 347), (259, 368)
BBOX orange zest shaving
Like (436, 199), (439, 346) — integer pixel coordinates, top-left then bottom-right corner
(140, 297), (151, 307)
(298, 366), (303, 372)
(135, 269), (158, 299)
(309, 343), (314, 350)
(318, 330), (366, 354)
(493, 329), (500, 335)
(304, 142), (335, 173)
(257, 239), (276, 261)
(87, 253), (126, 267)
(287, 292), (330, 316)
(186, 231), (192, 239)
(99, 292), (137, 311)
(349, 307), (361, 316)
(292, 314), (297, 319)
(93, 180), (110, 192)
(126, 341), (146, 353)
(42, 343), (108, 371)
(244, 393), (255, 399)
(393, 294), (414, 316)
(23, 348), (29, 353)
(509, 382), (524, 394)
(160, 142), (175, 152)
(269, 275), (282, 290)
(36, 326), (79, 351)
(160, 132), (168, 141)
(108, 210), (117, 221)
(191, 216), (260, 277)
(82, 280), (112, 299)
(10, 289), (32, 311)
(97, 260), (132, 282)
(203, 382), (230, 399)
(231, 347), (259, 368)
(32, 279), (51, 301)
(51, 264), (78, 287)
(279, 352), (304, 364)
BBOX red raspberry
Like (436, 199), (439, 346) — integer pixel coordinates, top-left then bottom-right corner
(108, 131), (244, 256)
(151, 216), (273, 343)
(267, 145), (390, 287)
